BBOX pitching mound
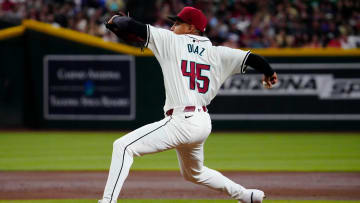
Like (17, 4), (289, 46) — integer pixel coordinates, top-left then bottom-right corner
(0, 171), (359, 200)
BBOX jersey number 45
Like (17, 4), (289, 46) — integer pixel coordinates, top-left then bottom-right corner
(181, 60), (210, 94)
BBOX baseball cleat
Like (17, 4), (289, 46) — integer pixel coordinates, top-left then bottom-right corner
(238, 189), (265, 203)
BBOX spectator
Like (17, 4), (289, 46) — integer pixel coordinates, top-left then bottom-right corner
(0, 0), (359, 48)
(1, 0), (15, 12)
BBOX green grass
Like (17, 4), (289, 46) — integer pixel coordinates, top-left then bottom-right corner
(0, 132), (359, 171)
(1, 200), (360, 203)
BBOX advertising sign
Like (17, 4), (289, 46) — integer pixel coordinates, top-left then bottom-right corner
(43, 55), (135, 120)
(210, 63), (360, 120)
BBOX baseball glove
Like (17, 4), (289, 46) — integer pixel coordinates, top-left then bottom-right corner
(105, 12), (145, 48)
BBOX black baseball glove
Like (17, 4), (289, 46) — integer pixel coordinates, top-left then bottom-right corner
(105, 12), (145, 47)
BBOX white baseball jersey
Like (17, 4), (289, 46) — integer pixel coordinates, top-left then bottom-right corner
(145, 25), (250, 112)
(101, 24), (256, 203)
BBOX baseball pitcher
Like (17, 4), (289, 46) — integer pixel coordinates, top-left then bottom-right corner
(99, 6), (278, 203)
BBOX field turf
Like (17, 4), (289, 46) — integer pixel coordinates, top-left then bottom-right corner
(0, 132), (359, 171)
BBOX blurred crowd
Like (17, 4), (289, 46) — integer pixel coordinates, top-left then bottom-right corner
(1, 0), (360, 48)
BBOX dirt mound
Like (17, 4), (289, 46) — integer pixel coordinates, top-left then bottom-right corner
(0, 171), (359, 200)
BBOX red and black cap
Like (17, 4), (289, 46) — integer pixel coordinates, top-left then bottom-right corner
(168, 7), (207, 32)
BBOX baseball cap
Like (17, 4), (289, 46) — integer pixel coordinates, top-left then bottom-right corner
(168, 7), (207, 32)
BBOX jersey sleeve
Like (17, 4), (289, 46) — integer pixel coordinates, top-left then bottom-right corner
(144, 25), (176, 58)
(217, 46), (250, 81)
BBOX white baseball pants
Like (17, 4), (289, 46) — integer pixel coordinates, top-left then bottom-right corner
(101, 107), (246, 202)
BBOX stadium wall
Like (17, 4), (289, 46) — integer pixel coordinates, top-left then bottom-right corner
(0, 20), (360, 130)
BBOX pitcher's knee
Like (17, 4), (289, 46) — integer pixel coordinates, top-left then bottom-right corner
(181, 168), (203, 183)
(113, 138), (125, 150)
(113, 138), (133, 156)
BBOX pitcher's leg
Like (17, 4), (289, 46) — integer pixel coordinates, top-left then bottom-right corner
(176, 144), (246, 200)
(102, 140), (133, 203)
(102, 117), (174, 202)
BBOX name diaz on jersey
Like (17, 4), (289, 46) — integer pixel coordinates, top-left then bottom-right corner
(187, 43), (205, 56)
